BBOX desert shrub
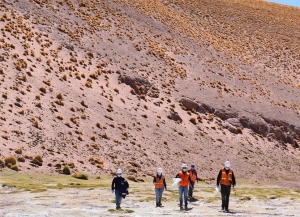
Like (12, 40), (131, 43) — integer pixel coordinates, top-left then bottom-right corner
(189, 117), (197, 124)
(11, 164), (19, 171)
(34, 154), (43, 162)
(63, 165), (71, 175)
(72, 172), (88, 180)
(236, 127), (243, 134)
(4, 156), (17, 166)
(15, 147), (22, 154)
(0, 159), (4, 167)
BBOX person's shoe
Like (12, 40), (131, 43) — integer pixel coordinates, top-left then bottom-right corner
(224, 209), (229, 213)
(185, 206), (188, 210)
(116, 205), (121, 210)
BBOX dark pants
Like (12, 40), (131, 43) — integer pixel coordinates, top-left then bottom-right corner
(188, 181), (195, 197)
(221, 185), (231, 210)
(115, 190), (122, 207)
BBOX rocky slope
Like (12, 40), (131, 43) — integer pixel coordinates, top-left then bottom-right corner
(0, 0), (299, 182)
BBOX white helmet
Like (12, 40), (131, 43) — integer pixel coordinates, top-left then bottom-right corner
(157, 167), (163, 173)
(117, 168), (122, 174)
(182, 164), (187, 168)
(224, 161), (230, 169)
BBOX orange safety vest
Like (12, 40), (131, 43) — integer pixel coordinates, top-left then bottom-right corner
(179, 171), (190, 187)
(219, 168), (233, 186)
(155, 176), (165, 189)
(189, 170), (197, 182)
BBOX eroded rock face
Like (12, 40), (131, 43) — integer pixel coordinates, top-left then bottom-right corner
(120, 73), (152, 95)
(179, 98), (300, 146)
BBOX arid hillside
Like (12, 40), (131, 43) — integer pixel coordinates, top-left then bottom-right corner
(0, 0), (299, 184)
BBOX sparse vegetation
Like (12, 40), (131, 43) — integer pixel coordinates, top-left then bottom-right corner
(72, 172), (88, 180)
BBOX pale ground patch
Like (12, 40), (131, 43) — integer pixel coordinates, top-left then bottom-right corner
(0, 171), (300, 216)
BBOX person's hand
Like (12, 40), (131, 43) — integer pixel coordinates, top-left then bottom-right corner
(165, 188), (167, 191)
(216, 185), (220, 189)
(112, 190), (114, 194)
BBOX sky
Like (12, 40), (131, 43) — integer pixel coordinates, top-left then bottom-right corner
(268, 0), (300, 7)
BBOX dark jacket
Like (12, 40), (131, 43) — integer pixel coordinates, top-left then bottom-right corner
(153, 175), (167, 189)
(112, 176), (129, 191)
(216, 169), (236, 186)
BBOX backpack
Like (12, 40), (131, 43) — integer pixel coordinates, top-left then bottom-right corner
(119, 179), (129, 198)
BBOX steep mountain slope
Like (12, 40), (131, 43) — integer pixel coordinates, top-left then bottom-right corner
(0, 0), (299, 183)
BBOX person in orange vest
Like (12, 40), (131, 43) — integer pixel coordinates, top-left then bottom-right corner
(216, 161), (236, 213)
(153, 167), (167, 207)
(175, 163), (191, 210)
(188, 163), (200, 199)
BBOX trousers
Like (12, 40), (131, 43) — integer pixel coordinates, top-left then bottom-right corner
(221, 185), (231, 210)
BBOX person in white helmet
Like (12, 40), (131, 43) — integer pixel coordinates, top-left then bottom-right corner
(216, 161), (236, 213)
(153, 167), (167, 207)
(111, 169), (129, 210)
(175, 163), (191, 210)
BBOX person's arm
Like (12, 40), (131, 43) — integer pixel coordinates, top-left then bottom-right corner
(216, 170), (222, 186)
(111, 177), (115, 191)
(175, 173), (180, 178)
(195, 171), (200, 181)
(231, 172), (236, 187)
(153, 176), (156, 184)
(163, 177), (167, 190)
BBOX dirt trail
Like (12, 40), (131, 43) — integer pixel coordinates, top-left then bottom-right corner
(1, 182), (300, 217)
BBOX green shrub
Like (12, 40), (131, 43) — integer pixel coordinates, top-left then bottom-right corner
(72, 172), (88, 180)
(11, 164), (19, 171)
(63, 165), (71, 175)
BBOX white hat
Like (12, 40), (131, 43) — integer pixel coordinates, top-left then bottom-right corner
(182, 163), (187, 168)
(224, 161), (230, 168)
(117, 168), (122, 174)
(157, 168), (163, 173)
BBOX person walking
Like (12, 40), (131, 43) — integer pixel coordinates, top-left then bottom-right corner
(216, 161), (236, 213)
(111, 169), (129, 210)
(175, 164), (191, 210)
(153, 167), (167, 207)
(188, 163), (200, 199)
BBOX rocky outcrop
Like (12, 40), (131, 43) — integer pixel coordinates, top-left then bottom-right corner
(168, 111), (183, 123)
(179, 98), (300, 146)
(120, 73), (152, 95)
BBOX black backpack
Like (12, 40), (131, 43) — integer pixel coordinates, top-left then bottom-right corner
(120, 179), (129, 198)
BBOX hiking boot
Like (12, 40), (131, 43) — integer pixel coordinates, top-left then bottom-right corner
(116, 205), (121, 210)
(156, 203), (159, 207)
(185, 206), (188, 210)
(158, 201), (162, 206)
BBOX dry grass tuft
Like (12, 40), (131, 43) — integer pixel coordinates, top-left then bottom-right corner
(15, 148), (22, 154)
(72, 172), (88, 180)
(4, 156), (17, 166)
(189, 117), (197, 124)
(33, 155), (43, 163)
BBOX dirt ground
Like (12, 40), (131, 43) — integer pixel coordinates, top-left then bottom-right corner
(1, 172), (300, 217)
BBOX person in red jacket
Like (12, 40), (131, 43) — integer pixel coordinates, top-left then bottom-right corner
(153, 167), (167, 207)
(216, 161), (236, 213)
(175, 163), (191, 210)
(188, 163), (200, 199)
